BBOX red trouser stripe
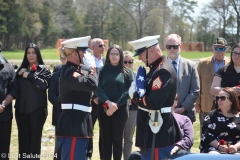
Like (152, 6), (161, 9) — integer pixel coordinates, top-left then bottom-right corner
(70, 137), (77, 160)
(154, 148), (159, 160)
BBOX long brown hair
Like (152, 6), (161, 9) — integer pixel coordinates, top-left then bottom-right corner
(222, 87), (240, 114)
(226, 43), (240, 73)
(105, 44), (131, 78)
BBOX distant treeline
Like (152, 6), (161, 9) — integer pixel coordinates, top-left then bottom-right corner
(0, 0), (239, 50)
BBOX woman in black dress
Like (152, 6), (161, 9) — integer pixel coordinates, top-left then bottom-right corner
(200, 87), (240, 154)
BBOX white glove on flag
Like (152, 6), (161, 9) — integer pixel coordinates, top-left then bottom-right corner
(129, 80), (137, 99)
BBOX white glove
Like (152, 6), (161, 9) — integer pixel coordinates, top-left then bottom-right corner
(170, 146), (180, 155)
(129, 80), (136, 99)
(83, 51), (96, 68)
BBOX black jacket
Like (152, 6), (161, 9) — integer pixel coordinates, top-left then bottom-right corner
(57, 62), (98, 137)
(0, 63), (16, 121)
(48, 70), (61, 126)
(133, 56), (182, 148)
(10, 65), (51, 113)
(53, 64), (62, 73)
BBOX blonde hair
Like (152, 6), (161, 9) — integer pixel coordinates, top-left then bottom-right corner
(165, 34), (181, 44)
(59, 48), (76, 58)
(123, 51), (134, 61)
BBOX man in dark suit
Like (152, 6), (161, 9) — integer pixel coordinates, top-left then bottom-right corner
(48, 54), (67, 160)
(166, 34), (200, 123)
(52, 64), (62, 73)
(86, 38), (105, 160)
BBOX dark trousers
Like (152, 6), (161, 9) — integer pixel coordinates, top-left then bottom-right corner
(98, 103), (128, 160)
(15, 107), (47, 160)
(86, 100), (103, 159)
(0, 120), (12, 160)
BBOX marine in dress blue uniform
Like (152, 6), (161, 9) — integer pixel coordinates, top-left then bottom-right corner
(56, 36), (98, 160)
(128, 35), (182, 160)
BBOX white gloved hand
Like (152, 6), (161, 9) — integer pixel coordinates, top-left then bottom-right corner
(129, 80), (136, 99)
(83, 51), (96, 68)
(170, 146), (180, 155)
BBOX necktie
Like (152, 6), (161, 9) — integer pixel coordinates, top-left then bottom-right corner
(172, 61), (177, 73)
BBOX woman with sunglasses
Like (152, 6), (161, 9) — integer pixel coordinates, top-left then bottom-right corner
(122, 51), (138, 160)
(95, 45), (134, 160)
(200, 87), (240, 154)
(211, 43), (240, 96)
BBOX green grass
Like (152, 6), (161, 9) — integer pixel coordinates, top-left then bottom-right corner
(2, 49), (231, 60)
(2, 49), (60, 60)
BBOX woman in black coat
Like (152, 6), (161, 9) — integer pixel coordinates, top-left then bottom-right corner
(4, 43), (51, 159)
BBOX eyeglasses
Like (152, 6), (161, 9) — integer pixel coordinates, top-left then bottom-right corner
(124, 61), (133, 64)
(166, 44), (180, 50)
(232, 51), (240, 57)
(110, 53), (120, 56)
(216, 96), (230, 101)
(214, 47), (226, 52)
(98, 44), (105, 48)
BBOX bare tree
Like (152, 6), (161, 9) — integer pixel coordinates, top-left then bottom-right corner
(112, 0), (156, 38)
(207, 0), (231, 37)
(229, 0), (240, 42)
(170, 0), (197, 41)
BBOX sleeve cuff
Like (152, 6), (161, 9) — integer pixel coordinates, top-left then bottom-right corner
(27, 73), (35, 82)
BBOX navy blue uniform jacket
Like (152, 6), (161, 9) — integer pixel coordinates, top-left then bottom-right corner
(57, 62), (98, 137)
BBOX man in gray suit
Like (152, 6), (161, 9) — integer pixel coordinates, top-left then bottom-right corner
(166, 34), (200, 123)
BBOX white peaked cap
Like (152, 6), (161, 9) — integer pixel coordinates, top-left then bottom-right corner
(128, 35), (160, 56)
(61, 36), (91, 49)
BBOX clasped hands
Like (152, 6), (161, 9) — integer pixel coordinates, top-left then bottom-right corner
(18, 68), (29, 78)
(106, 101), (118, 116)
(218, 144), (238, 154)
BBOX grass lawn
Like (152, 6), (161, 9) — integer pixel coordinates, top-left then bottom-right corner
(2, 49), (231, 60)
(5, 49), (213, 159)
(2, 49), (60, 60)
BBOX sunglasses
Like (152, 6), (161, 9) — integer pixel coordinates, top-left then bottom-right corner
(98, 44), (105, 48)
(166, 44), (180, 50)
(216, 96), (230, 101)
(214, 47), (226, 52)
(124, 61), (133, 64)
(232, 51), (240, 57)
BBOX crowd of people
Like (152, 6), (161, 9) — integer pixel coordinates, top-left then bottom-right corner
(0, 34), (240, 160)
